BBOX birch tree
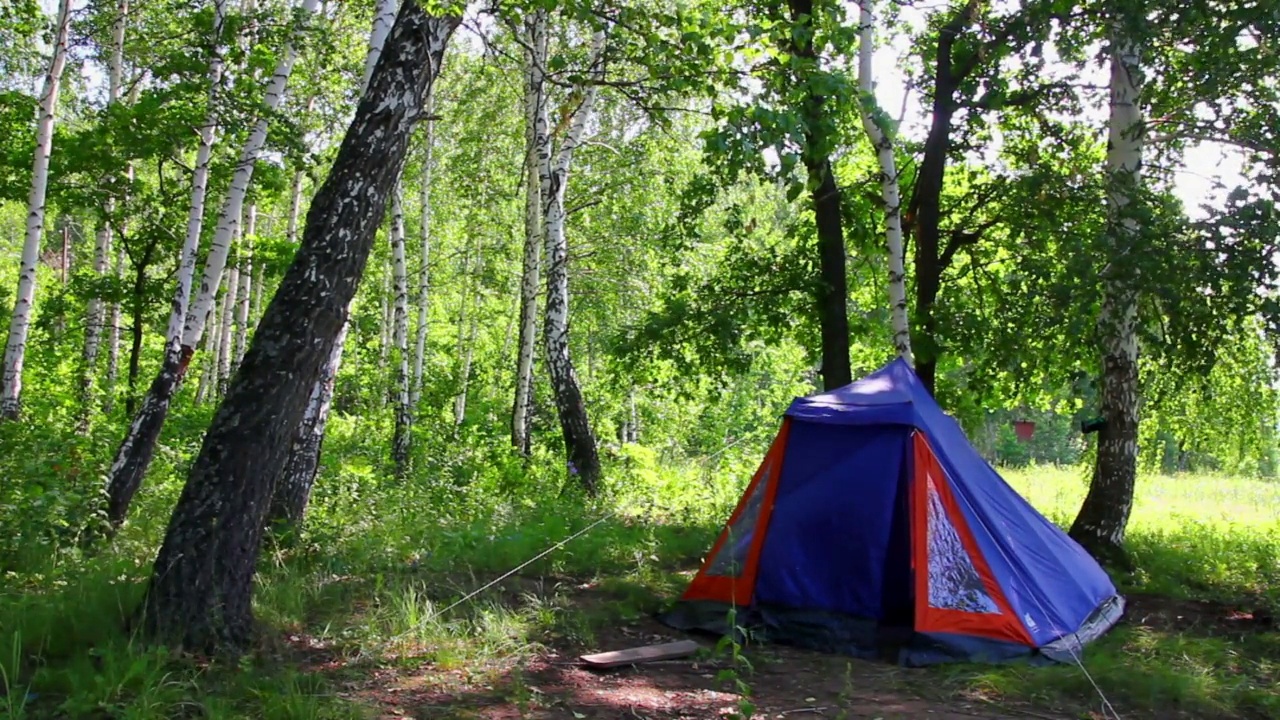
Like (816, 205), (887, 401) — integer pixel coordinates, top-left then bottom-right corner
(1069, 16), (1146, 567)
(537, 26), (606, 494)
(104, 0), (320, 529)
(389, 188), (412, 474)
(234, 204), (256, 369)
(0, 0), (73, 420)
(511, 9), (546, 455)
(856, 0), (911, 363)
(140, 4), (461, 650)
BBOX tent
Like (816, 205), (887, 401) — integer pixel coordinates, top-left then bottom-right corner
(662, 358), (1124, 666)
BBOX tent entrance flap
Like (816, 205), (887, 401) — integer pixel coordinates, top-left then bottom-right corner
(753, 425), (913, 622)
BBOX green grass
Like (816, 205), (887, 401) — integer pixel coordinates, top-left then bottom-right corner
(964, 467), (1280, 718)
(1, 456), (1276, 719)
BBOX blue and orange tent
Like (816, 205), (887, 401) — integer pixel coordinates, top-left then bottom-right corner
(662, 358), (1125, 666)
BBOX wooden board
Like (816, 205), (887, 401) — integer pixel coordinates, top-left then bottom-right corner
(579, 639), (700, 669)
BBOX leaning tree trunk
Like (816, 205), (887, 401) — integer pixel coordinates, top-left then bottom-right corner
(0, 0), (72, 420)
(511, 10), (546, 456)
(270, 0), (404, 534)
(140, 5), (460, 651)
(389, 188), (412, 475)
(786, 0), (851, 391)
(857, 0), (912, 363)
(1069, 26), (1145, 570)
(538, 28), (605, 495)
(103, 0), (316, 530)
(80, 0), (130, 431)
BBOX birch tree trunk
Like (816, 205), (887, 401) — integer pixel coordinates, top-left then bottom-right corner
(511, 11), (546, 456)
(196, 296), (221, 404)
(217, 255), (239, 393)
(1069, 24), (1145, 569)
(538, 29), (605, 495)
(80, 0), (130, 431)
(271, 0), (403, 531)
(104, 0), (317, 529)
(0, 0), (73, 420)
(234, 205), (256, 369)
(411, 98), (434, 410)
(856, 0), (912, 363)
(140, 6), (460, 651)
(389, 188), (412, 475)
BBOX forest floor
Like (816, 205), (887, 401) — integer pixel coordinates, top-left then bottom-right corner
(2, 467), (1278, 719)
(278, 566), (1277, 720)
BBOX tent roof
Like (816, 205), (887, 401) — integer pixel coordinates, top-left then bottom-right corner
(786, 357), (930, 426)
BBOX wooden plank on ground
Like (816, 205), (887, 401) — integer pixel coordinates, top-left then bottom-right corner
(579, 639), (700, 669)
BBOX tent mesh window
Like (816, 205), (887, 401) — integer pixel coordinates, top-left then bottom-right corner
(925, 474), (999, 614)
(704, 466), (772, 577)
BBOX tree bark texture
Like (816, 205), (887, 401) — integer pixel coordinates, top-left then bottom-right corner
(511, 10), (546, 456)
(140, 5), (459, 650)
(537, 26), (604, 495)
(390, 187), (412, 474)
(1069, 25), (1145, 569)
(234, 204), (257, 370)
(786, 0), (851, 391)
(1, 0), (73, 420)
(857, 0), (912, 364)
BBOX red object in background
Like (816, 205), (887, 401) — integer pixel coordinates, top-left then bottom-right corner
(1013, 420), (1036, 443)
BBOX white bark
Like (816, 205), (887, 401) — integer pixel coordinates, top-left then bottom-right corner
(197, 294), (221, 404)
(857, 0), (912, 364)
(390, 187), (411, 470)
(411, 95), (433, 410)
(511, 12), (546, 453)
(234, 204), (256, 368)
(1071, 25), (1145, 555)
(360, 0), (398, 94)
(1, 0), (72, 419)
(159, 0), (229, 365)
(217, 259), (239, 394)
(181, 0), (320, 353)
(538, 26), (606, 491)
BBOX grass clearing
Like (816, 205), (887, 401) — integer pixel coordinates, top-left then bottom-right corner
(1, 459), (1276, 719)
